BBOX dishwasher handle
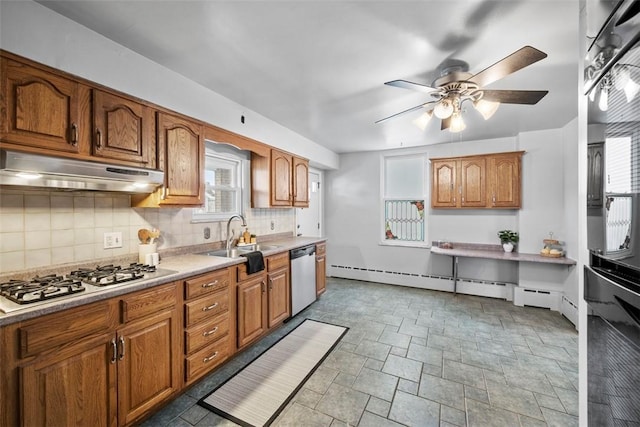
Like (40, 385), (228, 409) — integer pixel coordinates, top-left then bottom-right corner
(290, 245), (316, 260)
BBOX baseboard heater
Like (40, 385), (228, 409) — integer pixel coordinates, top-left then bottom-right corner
(329, 264), (514, 300)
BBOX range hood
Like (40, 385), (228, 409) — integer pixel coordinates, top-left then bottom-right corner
(0, 150), (164, 193)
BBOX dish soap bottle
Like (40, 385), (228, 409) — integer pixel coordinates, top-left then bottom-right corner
(243, 228), (251, 244)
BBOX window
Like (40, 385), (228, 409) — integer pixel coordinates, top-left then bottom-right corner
(380, 152), (428, 246)
(192, 142), (248, 222)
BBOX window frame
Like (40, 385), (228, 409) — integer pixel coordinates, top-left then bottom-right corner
(192, 142), (249, 223)
(379, 151), (429, 248)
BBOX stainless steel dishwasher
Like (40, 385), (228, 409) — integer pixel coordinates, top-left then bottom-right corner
(290, 245), (317, 316)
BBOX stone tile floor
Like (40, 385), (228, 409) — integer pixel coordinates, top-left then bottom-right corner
(142, 277), (579, 427)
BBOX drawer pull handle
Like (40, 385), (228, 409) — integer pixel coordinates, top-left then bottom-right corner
(202, 280), (219, 288)
(203, 327), (219, 337)
(202, 302), (219, 312)
(110, 339), (117, 364)
(203, 352), (218, 363)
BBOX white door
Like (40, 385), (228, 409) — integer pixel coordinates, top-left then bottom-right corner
(296, 170), (321, 237)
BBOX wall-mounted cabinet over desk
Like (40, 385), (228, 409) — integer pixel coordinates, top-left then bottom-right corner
(430, 151), (523, 209)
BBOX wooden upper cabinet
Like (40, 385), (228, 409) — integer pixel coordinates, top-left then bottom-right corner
(92, 90), (156, 167)
(293, 157), (309, 207)
(431, 159), (457, 208)
(488, 153), (522, 208)
(1, 57), (83, 154)
(134, 112), (204, 207)
(431, 151), (523, 209)
(271, 150), (293, 206)
(252, 149), (309, 208)
(460, 157), (486, 207)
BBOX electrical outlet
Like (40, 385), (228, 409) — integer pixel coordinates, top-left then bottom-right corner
(103, 232), (123, 249)
(270, 221), (275, 230)
(204, 227), (211, 239)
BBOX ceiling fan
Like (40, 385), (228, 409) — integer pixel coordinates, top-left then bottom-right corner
(376, 46), (549, 133)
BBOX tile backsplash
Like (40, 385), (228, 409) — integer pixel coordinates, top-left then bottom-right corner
(0, 188), (295, 274)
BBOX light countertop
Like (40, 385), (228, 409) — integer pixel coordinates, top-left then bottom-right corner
(430, 243), (576, 266)
(0, 236), (326, 326)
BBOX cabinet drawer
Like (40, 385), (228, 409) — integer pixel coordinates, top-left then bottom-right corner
(185, 312), (229, 354)
(237, 263), (266, 283)
(185, 290), (229, 327)
(185, 336), (230, 382)
(18, 299), (119, 358)
(121, 283), (177, 323)
(184, 268), (229, 300)
(316, 243), (326, 256)
(266, 252), (289, 272)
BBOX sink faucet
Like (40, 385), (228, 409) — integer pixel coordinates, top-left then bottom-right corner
(226, 214), (247, 253)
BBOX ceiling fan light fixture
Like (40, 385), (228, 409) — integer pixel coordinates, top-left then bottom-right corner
(624, 78), (640, 103)
(449, 112), (466, 133)
(473, 98), (500, 120)
(413, 110), (433, 131)
(598, 86), (609, 111)
(433, 98), (454, 119)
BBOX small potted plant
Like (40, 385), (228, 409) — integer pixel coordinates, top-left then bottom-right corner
(498, 230), (519, 252)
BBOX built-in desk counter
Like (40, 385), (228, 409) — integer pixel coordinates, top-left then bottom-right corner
(430, 242), (576, 293)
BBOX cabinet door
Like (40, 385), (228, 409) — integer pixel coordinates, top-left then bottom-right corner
(316, 254), (326, 296)
(489, 154), (522, 208)
(270, 149), (293, 206)
(293, 157), (309, 207)
(21, 333), (117, 427)
(1, 58), (81, 153)
(237, 275), (267, 348)
(460, 158), (486, 207)
(431, 160), (457, 207)
(92, 90), (155, 166)
(117, 309), (180, 426)
(157, 112), (204, 205)
(587, 143), (604, 207)
(268, 267), (290, 328)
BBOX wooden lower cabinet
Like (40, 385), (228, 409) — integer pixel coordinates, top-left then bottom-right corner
(237, 273), (268, 348)
(20, 332), (118, 427)
(316, 243), (327, 296)
(117, 308), (180, 426)
(267, 266), (290, 328)
(182, 268), (233, 385)
(1, 282), (181, 427)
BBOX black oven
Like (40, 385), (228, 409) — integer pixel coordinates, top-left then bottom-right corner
(585, 0), (640, 424)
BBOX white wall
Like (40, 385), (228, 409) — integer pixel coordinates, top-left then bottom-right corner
(0, 0), (339, 170)
(326, 126), (579, 303)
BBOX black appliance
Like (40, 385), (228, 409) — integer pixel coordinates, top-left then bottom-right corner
(585, 0), (640, 424)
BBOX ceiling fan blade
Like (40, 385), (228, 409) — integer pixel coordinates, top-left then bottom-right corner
(384, 79), (438, 95)
(468, 46), (547, 88)
(481, 89), (548, 104)
(375, 103), (433, 124)
(441, 117), (451, 130)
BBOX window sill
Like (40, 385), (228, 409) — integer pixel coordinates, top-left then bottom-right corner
(378, 241), (431, 249)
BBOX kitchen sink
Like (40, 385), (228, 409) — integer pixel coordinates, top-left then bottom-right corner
(197, 244), (281, 258)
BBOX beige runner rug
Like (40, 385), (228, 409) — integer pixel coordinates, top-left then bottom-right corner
(199, 319), (348, 427)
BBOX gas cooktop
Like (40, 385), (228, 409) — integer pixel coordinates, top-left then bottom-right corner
(0, 263), (176, 314)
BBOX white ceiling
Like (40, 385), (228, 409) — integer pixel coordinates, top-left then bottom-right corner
(37, 0), (580, 154)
